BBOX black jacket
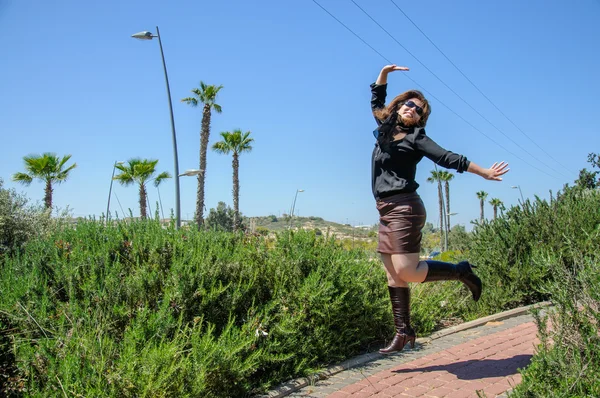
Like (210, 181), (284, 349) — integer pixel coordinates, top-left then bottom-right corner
(370, 83), (470, 200)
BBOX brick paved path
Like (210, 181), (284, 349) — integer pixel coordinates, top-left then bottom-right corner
(279, 314), (538, 398)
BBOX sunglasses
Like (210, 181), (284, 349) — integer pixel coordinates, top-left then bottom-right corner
(404, 100), (424, 116)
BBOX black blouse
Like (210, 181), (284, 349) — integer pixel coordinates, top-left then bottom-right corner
(370, 83), (470, 200)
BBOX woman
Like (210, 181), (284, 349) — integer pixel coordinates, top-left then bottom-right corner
(371, 64), (509, 354)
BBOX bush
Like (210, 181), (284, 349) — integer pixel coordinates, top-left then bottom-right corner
(0, 223), (391, 397)
(3, 185), (599, 396)
(463, 187), (600, 316)
(507, 187), (600, 397)
(0, 178), (51, 257)
(510, 250), (600, 397)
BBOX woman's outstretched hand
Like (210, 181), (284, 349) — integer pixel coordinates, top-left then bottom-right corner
(483, 161), (510, 181)
(381, 64), (410, 73)
(376, 65), (409, 84)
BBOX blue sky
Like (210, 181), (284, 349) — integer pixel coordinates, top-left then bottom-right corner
(2, 0), (599, 230)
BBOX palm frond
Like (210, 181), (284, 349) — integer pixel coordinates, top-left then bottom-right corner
(12, 172), (33, 185)
(55, 163), (77, 183)
(57, 154), (73, 170)
(212, 140), (231, 154)
(439, 171), (454, 181)
(113, 173), (135, 186)
(181, 97), (199, 106)
(153, 171), (172, 187)
(427, 170), (443, 182)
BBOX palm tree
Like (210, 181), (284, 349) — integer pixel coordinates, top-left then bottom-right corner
(476, 191), (488, 223)
(427, 170), (445, 247)
(212, 129), (254, 230)
(113, 158), (171, 219)
(489, 198), (504, 220)
(12, 153), (77, 209)
(181, 82), (223, 229)
(439, 171), (454, 237)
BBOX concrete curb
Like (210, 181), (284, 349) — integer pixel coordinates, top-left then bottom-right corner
(259, 301), (553, 398)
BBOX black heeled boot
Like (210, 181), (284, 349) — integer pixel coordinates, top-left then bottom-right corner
(423, 260), (482, 302)
(379, 286), (416, 354)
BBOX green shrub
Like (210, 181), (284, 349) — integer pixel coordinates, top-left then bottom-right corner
(508, 189), (600, 397)
(3, 185), (599, 396)
(0, 178), (51, 257)
(463, 187), (600, 319)
(510, 252), (600, 397)
(0, 223), (392, 397)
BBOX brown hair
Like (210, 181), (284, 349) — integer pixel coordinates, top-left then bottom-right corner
(373, 89), (431, 128)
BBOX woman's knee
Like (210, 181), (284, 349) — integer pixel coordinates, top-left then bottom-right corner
(391, 254), (423, 282)
(385, 271), (407, 287)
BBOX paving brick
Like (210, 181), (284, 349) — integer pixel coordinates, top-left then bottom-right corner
(379, 384), (410, 396)
(349, 391), (375, 398)
(419, 378), (446, 389)
(401, 385), (431, 397)
(423, 386), (456, 397)
(444, 389), (476, 398)
(482, 382), (513, 395)
(435, 373), (458, 382)
(340, 383), (366, 394)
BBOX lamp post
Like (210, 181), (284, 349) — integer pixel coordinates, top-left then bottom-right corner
(106, 161), (124, 221)
(132, 27), (181, 228)
(177, 169), (203, 226)
(511, 185), (524, 203)
(289, 189), (304, 229)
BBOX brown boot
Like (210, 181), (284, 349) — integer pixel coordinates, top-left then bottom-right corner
(379, 286), (416, 354)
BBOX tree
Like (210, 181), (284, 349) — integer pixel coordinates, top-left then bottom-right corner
(476, 191), (488, 223)
(12, 153), (77, 209)
(489, 198), (504, 220)
(575, 169), (597, 190)
(181, 82), (223, 229)
(448, 224), (470, 252)
(421, 222), (435, 235)
(113, 158), (171, 219)
(205, 201), (238, 232)
(588, 152), (600, 169)
(427, 170), (445, 245)
(212, 129), (254, 230)
(439, 171), (454, 238)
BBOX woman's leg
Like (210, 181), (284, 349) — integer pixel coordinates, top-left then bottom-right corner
(379, 253), (422, 353)
(381, 253), (428, 285)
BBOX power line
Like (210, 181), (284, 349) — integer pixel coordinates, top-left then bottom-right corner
(310, 0), (391, 63)
(349, 0), (568, 180)
(310, 0), (559, 180)
(388, 0), (576, 177)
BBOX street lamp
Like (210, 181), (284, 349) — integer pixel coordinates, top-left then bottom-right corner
(289, 189), (304, 228)
(106, 161), (125, 221)
(132, 27), (181, 229)
(178, 169), (203, 177)
(511, 185), (524, 202)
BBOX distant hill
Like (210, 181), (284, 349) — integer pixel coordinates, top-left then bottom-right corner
(245, 215), (377, 241)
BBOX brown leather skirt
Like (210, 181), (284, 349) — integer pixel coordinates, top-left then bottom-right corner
(376, 192), (426, 254)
